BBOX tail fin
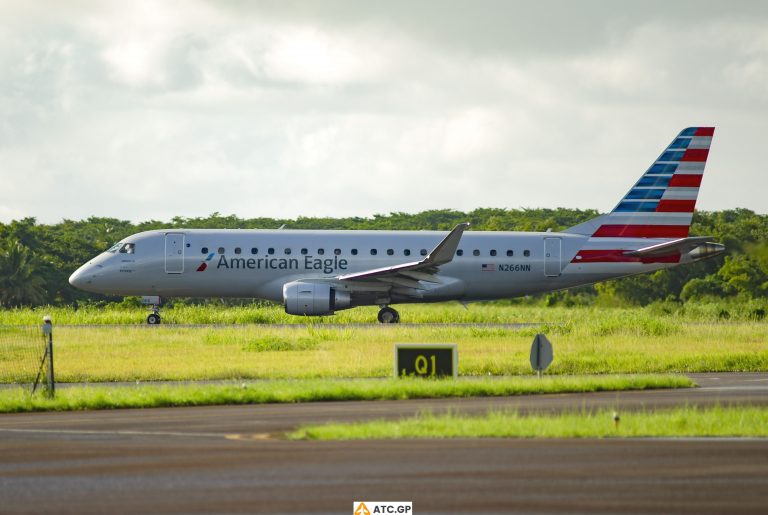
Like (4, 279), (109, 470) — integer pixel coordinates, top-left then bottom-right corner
(565, 127), (714, 238)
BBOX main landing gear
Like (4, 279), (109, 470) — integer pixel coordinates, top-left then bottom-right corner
(377, 306), (400, 324)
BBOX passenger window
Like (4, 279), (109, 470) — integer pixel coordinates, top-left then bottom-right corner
(301, 248), (308, 255)
(268, 248), (275, 255)
(506, 250), (513, 257)
(234, 247), (242, 255)
(490, 249), (497, 256)
(404, 249), (411, 256)
(523, 250), (531, 257)
(251, 248), (258, 255)
(473, 249), (480, 256)
(420, 249), (427, 256)
(217, 247), (225, 254)
(317, 248), (325, 255)
(457, 249), (463, 256)
(201, 247), (209, 254)
(387, 249), (394, 256)
(285, 248), (291, 255)
(351, 249), (358, 255)
(370, 249), (378, 255)
(334, 249), (341, 255)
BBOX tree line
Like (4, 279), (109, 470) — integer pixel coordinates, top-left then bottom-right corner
(0, 208), (765, 307)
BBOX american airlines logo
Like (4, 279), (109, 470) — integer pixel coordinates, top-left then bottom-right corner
(196, 252), (216, 272)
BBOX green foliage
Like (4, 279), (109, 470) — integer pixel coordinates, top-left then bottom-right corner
(0, 239), (46, 307)
(717, 254), (768, 297)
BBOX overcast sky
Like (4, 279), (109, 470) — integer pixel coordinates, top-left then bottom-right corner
(1, 0), (766, 224)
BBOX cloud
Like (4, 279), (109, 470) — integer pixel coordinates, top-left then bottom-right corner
(0, 0), (767, 224)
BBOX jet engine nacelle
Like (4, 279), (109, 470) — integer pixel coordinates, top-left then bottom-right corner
(283, 281), (351, 316)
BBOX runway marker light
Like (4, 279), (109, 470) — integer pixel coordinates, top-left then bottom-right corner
(613, 411), (621, 429)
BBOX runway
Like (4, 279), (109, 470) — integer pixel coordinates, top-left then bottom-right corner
(1, 373), (766, 514)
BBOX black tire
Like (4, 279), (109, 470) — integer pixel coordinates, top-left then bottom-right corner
(377, 307), (400, 324)
(147, 313), (161, 325)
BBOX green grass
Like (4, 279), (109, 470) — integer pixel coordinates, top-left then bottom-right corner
(23, 322), (768, 381)
(0, 374), (691, 413)
(2, 300), (767, 326)
(2, 305), (766, 382)
(289, 406), (768, 440)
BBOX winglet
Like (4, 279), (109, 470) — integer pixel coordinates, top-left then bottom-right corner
(426, 223), (470, 266)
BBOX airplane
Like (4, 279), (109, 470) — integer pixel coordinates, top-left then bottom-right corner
(69, 127), (724, 324)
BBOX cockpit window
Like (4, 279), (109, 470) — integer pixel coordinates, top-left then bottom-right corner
(119, 243), (135, 254)
(106, 243), (121, 253)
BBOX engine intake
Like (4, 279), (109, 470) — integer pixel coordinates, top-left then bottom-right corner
(283, 281), (351, 316)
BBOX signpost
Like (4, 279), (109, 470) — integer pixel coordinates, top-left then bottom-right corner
(530, 334), (553, 377)
(395, 344), (458, 378)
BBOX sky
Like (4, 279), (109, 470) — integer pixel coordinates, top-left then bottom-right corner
(1, 0), (766, 224)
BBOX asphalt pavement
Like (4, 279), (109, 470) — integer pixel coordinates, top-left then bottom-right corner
(0, 372), (766, 514)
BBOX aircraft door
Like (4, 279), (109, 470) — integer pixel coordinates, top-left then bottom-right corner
(544, 237), (561, 277)
(165, 233), (185, 274)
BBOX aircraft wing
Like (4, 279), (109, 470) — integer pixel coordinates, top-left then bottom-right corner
(623, 236), (714, 258)
(336, 223), (469, 288)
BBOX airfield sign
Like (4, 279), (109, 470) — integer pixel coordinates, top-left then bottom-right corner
(530, 334), (553, 376)
(395, 344), (458, 378)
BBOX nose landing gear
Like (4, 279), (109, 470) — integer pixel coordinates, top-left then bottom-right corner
(377, 306), (400, 324)
(141, 296), (162, 325)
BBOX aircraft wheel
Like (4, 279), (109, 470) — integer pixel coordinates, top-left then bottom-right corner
(147, 313), (161, 325)
(378, 307), (400, 324)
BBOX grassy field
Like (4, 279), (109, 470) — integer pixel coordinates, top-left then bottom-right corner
(1, 304), (766, 382)
(289, 406), (768, 440)
(0, 375), (691, 413)
(1, 311), (766, 382)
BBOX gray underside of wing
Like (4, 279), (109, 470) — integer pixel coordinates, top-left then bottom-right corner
(335, 223), (469, 294)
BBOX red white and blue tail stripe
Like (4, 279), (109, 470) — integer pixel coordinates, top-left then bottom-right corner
(564, 127), (716, 266)
(593, 127), (713, 238)
(566, 127), (713, 241)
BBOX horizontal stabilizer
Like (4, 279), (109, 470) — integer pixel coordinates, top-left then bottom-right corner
(624, 236), (714, 258)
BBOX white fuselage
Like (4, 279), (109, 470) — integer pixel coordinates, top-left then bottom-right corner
(69, 228), (691, 306)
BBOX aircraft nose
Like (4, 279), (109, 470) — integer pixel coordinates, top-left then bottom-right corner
(69, 264), (99, 291)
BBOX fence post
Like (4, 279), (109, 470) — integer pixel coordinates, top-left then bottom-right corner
(42, 316), (54, 398)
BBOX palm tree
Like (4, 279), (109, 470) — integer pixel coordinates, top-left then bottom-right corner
(0, 239), (46, 307)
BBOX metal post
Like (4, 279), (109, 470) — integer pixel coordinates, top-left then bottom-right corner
(42, 316), (54, 398)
